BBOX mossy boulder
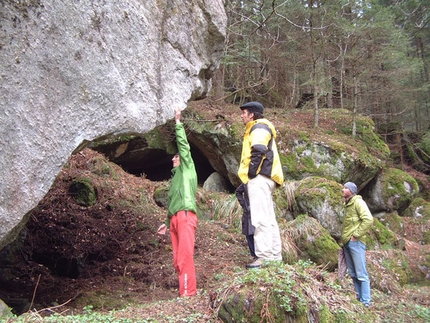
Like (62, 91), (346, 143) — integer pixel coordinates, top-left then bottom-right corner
(403, 197), (430, 219)
(401, 198), (430, 245)
(363, 168), (419, 215)
(367, 250), (405, 293)
(184, 116), (243, 187)
(377, 212), (404, 236)
(279, 110), (388, 186)
(89, 157), (118, 179)
(283, 139), (385, 186)
(293, 177), (344, 239)
(153, 182), (170, 209)
(217, 262), (378, 323)
(218, 290), (292, 323)
(281, 214), (340, 270)
(369, 218), (397, 249)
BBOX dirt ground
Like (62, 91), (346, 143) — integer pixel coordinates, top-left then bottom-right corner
(1, 102), (429, 322)
(0, 147), (252, 320)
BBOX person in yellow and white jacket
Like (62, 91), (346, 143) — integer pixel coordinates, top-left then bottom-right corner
(237, 101), (284, 269)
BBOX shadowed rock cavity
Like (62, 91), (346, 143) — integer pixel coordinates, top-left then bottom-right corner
(91, 138), (234, 191)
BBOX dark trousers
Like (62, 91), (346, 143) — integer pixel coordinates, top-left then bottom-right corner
(246, 234), (257, 258)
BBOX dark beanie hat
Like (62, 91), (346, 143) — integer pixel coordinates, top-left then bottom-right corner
(240, 101), (264, 115)
(344, 182), (358, 195)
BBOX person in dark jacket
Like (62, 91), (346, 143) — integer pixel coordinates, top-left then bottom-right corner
(235, 183), (257, 259)
(157, 107), (198, 297)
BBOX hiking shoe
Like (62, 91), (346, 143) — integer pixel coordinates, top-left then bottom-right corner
(246, 258), (262, 269)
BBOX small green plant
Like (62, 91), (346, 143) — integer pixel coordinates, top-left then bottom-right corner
(2, 309), (137, 323)
(83, 304), (93, 314)
(334, 308), (349, 323)
(296, 259), (313, 269)
(415, 304), (430, 321)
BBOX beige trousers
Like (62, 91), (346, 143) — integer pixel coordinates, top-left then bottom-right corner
(247, 175), (282, 261)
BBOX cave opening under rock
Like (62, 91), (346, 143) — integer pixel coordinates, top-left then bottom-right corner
(93, 141), (235, 192)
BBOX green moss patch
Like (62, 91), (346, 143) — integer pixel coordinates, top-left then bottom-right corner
(68, 178), (97, 206)
(381, 168), (419, 213)
(370, 218), (396, 249)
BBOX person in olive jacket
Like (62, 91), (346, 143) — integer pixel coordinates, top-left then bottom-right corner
(340, 182), (374, 307)
(157, 107), (198, 297)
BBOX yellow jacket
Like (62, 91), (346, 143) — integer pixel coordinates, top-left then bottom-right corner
(238, 119), (284, 186)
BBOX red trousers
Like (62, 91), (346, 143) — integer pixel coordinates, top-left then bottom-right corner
(170, 210), (197, 296)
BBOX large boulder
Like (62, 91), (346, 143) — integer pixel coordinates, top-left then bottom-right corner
(293, 177), (345, 239)
(362, 168), (419, 216)
(281, 110), (389, 186)
(0, 0), (227, 250)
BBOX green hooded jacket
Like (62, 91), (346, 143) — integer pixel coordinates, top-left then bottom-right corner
(340, 195), (373, 246)
(167, 123), (197, 225)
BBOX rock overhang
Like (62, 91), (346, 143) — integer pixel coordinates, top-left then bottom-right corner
(0, 0), (227, 250)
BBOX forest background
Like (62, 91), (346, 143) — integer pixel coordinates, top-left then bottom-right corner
(212, 0), (429, 144)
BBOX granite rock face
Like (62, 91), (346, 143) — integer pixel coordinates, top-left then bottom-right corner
(0, 0), (227, 250)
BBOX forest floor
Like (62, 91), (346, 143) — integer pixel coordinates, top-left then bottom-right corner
(1, 101), (429, 322)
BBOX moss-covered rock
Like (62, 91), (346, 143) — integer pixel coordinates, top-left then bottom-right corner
(383, 168), (419, 213)
(90, 157), (118, 179)
(218, 290), (292, 323)
(279, 110), (388, 186)
(368, 249), (413, 290)
(153, 182), (170, 209)
(402, 199), (430, 245)
(377, 212), (405, 236)
(68, 178), (97, 206)
(282, 139), (386, 186)
(369, 218), (396, 249)
(216, 261), (378, 323)
(281, 214), (340, 270)
(184, 116), (243, 187)
(294, 177), (344, 239)
(403, 198), (430, 219)
(363, 168), (419, 214)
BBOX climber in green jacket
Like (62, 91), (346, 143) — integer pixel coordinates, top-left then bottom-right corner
(158, 107), (198, 297)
